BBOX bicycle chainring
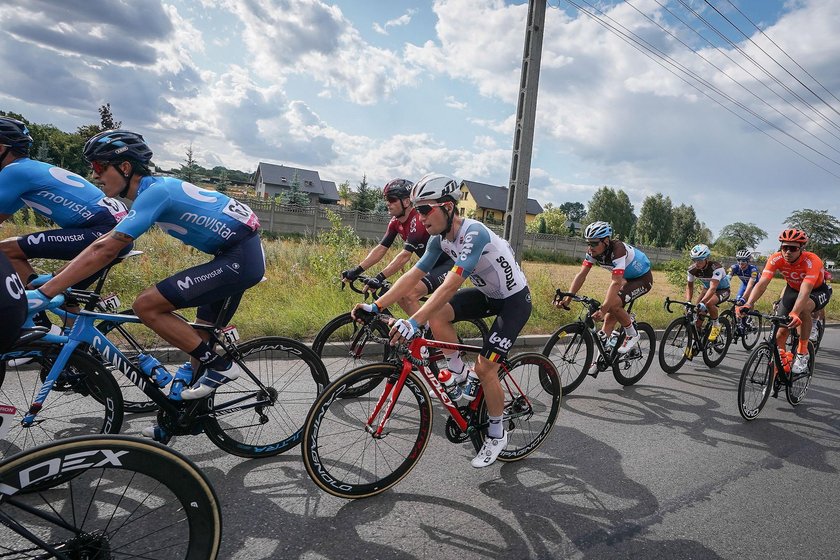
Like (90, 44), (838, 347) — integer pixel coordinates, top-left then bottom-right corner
(444, 406), (475, 443)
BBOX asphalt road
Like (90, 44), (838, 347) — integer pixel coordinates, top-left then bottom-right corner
(118, 328), (840, 560)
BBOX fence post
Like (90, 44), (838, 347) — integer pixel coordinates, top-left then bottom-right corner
(313, 205), (318, 235)
(269, 198), (275, 231)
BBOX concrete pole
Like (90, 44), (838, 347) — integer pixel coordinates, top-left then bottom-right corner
(504, 0), (546, 262)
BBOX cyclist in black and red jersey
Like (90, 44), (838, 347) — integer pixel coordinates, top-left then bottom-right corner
(341, 178), (453, 318)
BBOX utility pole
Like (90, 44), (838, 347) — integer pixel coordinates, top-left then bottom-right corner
(504, 0), (546, 261)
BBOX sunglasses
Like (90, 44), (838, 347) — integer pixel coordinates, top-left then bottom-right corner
(415, 203), (445, 216)
(691, 257), (707, 262)
(586, 240), (603, 247)
(385, 197), (401, 203)
(737, 258), (749, 263)
(90, 161), (111, 175)
(780, 245), (801, 253)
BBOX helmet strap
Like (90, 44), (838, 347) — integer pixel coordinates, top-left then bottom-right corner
(0, 147), (11, 170)
(116, 161), (135, 198)
(440, 202), (456, 238)
(395, 199), (409, 220)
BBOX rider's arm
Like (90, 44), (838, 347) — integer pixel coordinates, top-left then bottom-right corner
(601, 273), (624, 311)
(358, 244), (389, 271)
(409, 268), (465, 327)
(369, 236), (442, 311)
(378, 248), (414, 278)
(790, 280), (816, 318)
(744, 275), (771, 308)
(685, 275), (694, 302)
(698, 279), (719, 305)
(561, 264), (591, 306)
(38, 231), (134, 297)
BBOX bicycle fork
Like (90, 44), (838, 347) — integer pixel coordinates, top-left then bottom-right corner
(22, 340), (82, 427)
(364, 364), (412, 438)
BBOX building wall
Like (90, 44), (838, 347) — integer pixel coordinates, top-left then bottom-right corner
(458, 184), (538, 224)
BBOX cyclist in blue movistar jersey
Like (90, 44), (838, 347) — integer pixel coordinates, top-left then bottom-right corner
(0, 117), (130, 287)
(557, 221), (653, 358)
(352, 173), (531, 468)
(686, 244), (731, 342)
(27, 130), (265, 427)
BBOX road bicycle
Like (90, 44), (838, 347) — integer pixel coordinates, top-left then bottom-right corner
(541, 291), (656, 395)
(0, 288), (328, 459)
(0, 425), (222, 559)
(312, 275), (489, 381)
(719, 300), (764, 351)
(301, 314), (561, 499)
(737, 310), (816, 420)
(658, 298), (733, 374)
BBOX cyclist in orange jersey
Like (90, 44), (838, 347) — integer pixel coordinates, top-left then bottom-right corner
(737, 229), (832, 374)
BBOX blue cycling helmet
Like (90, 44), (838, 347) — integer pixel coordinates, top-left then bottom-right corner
(584, 221), (613, 239)
(83, 129), (153, 164)
(690, 244), (711, 260)
(0, 117), (33, 155)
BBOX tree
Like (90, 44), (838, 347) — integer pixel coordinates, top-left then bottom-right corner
(280, 171), (309, 206)
(526, 203), (568, 234)
(670, 204), (700, 250)
(351, 175), (376, 212)
(585, 186), (636, 240)
(216, 169), (230, 193)
(558, 201), (586, 223)
(176, 143), (200, 184)
(716, 222), (767, 251)
(77, 103), (122, 140)
(338, 180), (353, 206)
(635, 193), (673, 247)
(785, 209), (840, 250)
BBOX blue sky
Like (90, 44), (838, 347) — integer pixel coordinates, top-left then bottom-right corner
(1, 0), (838, 254)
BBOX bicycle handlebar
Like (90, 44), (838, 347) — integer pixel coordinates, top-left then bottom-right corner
(341, 275), (392, 300)
(663, 297), (699, 314)
(554, 290), (601, 313)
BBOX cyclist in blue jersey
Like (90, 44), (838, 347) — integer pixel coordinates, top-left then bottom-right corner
(26, 130), (265, 436)
(727, 249), (759, 334)
(0, 117), (129, 288)
(686, 244), (731, 342)
(557, 221), (653, 360)
(352, 173), (531, 468)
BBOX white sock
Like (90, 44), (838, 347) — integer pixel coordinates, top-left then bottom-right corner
(487, 415), (504, 439)
(623, 323), (637, 337)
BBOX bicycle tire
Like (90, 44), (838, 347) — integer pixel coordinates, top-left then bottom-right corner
(612, 322), (656, 386)
(312, 312), (391, 383)
(811, 320), (824, 354)
(204, 336), (328, 458)
(702, 316), (732, 368)
(301, 362), (432, 499)
(476, 352), (561, 462)
(740, 313), (763, 351)
(0, 346), (124, 458)
(0, 435), (221, 559)
(786, 341), (815, 406)
(737, 342), (774, 421)
(659, 317), (692, 374)
(541, 322), (593, 395)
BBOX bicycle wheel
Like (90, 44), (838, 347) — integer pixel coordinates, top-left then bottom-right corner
(658, 317), (692, 374)
(737, 342), (774, 420)
(302, 363), (433, 499)
(810, 320), (824, 354)
(741, 313), (764, 351)
(541, 322), (592, 395)
(786, 341), (815, 406)
(702, 317), (732, 368)
(0, 435), (221, 559)
(476, 352), (561, 462)
(0, 346), (124, 458)
(451, 318), (490, 345)
(612, 322), (655, 386)
(204, 336), (328, 458)
(312, 312), (391, 382)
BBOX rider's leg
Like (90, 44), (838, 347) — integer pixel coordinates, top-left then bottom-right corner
(133, 287), (204, 351)
(395, 279), (428, 318)
(0, 237), (35, 284)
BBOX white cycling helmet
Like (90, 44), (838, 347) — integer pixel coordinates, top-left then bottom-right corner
(583, 221), (613, 240)
(690, 244), (711, 260)
(410, 173), (459, 205)
(735, 249), (752, 261)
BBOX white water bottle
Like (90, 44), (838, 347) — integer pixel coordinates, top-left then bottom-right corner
(461, 369), (481, 402)
(438, 369), (463, 402)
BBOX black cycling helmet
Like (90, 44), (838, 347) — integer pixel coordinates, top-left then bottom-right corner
(0, 117), (33, 156)
(83, 129), (153, 165)
(383, 178), (413, 200)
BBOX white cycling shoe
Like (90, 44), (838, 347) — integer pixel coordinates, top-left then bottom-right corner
(180, 362), (242, 400)
(471, 431), (508, 468)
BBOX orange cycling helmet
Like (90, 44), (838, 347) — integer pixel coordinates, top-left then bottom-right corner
(778, 228), (808, 245)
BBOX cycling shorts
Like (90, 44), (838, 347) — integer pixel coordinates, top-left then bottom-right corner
(449, 286), (532, 361)
(778, 282), (832, 316)
(617, 271), (653, 305)
(420, 253), (454, 295)
(0, 254), (27, 352)
(155, 232), (265, 326)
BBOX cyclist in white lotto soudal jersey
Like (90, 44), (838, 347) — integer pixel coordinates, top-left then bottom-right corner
(352, 173), (532, 469)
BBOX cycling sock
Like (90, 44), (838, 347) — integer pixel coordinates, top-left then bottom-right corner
(623, 323), (637, 337)
(444, 350), (465, 377)
(797, 339), (809, 355)
(189, 342), (230, 371)
(487, 414), (504, 439)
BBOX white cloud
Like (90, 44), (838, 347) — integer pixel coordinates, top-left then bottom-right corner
(373, 9), (418, 35)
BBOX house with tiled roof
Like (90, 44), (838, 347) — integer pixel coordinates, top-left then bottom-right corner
(254, 162), (340, 204)
(458, 180), (543, 225)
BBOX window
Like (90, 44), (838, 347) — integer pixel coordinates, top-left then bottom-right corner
(462, 191), (469, 201)
(460, 208), (465, 216)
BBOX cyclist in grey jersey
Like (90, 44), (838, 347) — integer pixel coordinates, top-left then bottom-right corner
(352, 173), (532, 469)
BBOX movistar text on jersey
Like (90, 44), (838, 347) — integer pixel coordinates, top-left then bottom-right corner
(35, 191), (94, 219)
(180, 212), (237, 239)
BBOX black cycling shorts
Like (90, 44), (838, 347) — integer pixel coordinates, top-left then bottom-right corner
(449, 287), (532, 361)
(778, 282), (832, 315)
(0, 254), (27, 353)
(618, 271), (653, 304)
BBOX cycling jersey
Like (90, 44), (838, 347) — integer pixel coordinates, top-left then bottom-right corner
(761, 251), (824, 291)
(0, 158), (126, 227)
(416, 218), (527, 300)
(583, 240), (651, 279)
(115, 176), (259, 254)
(687, 261), (731, 290)
(380, 208), (429, 257)
(728, 262), (759, 299)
